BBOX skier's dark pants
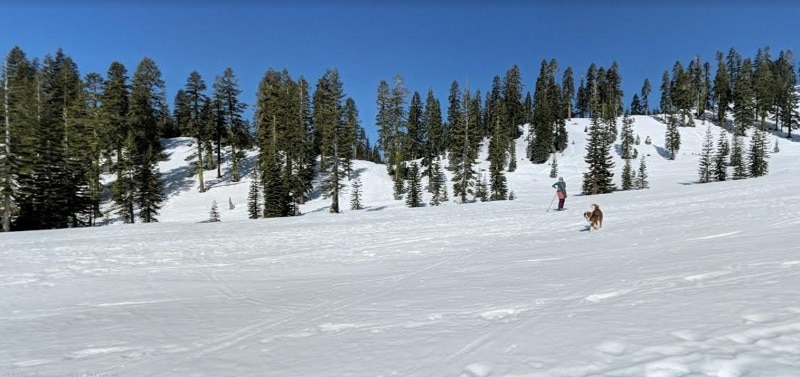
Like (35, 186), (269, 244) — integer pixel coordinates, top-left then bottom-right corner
(558, 198), (565, 210)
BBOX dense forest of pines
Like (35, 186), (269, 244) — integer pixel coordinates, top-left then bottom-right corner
(0, 46), (797, 231)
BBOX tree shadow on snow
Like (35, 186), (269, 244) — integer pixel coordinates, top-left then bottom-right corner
(653, 145), (673, 160)
(366, 206), (388, 212)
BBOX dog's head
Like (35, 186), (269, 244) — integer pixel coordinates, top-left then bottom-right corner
(583, 211), (592, 220)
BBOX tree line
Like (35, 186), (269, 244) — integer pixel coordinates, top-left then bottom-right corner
(1, 45), (797, 231)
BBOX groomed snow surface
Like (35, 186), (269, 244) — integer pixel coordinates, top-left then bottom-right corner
(3, 116), (800, 377)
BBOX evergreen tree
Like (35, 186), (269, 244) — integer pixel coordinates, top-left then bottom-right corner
(83, 72), (105, 226)
(629, 94), (642, 115)
(562, 66), (574, 120)
(747, 128), (769, 177)
(620, 113), (635, 159)
(182, 71), (209, 192)
(529, 59), (562, 163)
(549, 154), (558, 178)
(262, 149), (285, 218)
(753, 47), (775, 131)
(445, 80), (461, 153)
(350, 177), (364, 210)
(664, 114), (681, 159)
(503, 64), (524, 131)
(732, 59), (755, 136)
(775, 51), (799, 138)
(660, 70), (673, 117)
(393, 162), (406, 200)
(488, 103), (509, 200)
(428, 157), (447, 206)
(405, 162), (423, 208)
(641, 78), (651, 115)
(1, 47), (38, 231)
(713, 51), (732, 126)
(671, 60), (693, 125)
(730, 135), (747, 179)
(475, 174), (489, 202)
(449, 88), (479, 203)
(101, 61), (134, 223)
(128, 57), (166, 223)
(213, 67), (250, 182)
(376, 76), (408, 173)
(621, 159), (634, 190)
(698, 126), (714, 183)
(341, 97), (359, 179)
(314, 69), (348, 213)
(209, 200), (220, 222)
(421, 89), (443, 184)
(582, 106), (616, 195)
(405, 91), (424, 160)
(247, 168), (260, 219)
(714, 129), (728, 182)
(636, 155), (649, 189)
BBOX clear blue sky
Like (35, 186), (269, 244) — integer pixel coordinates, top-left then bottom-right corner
(3, 2), (799, 144)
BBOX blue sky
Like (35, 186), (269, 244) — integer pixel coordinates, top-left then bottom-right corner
(3, 2), (799, 144)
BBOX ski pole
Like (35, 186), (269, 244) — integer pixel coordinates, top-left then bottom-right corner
(546, 192), (557, 212)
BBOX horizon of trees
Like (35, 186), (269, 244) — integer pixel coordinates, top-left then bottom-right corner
(1, 45), (796, 231)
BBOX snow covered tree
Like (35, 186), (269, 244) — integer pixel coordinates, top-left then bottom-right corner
(350, 177), (364, 210)
(698, 126), (714, 183)
(405, 162), (423, 208)
(748, 128), (769, 177)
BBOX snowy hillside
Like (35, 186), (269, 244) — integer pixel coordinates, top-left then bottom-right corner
(3, 116), (800, 377)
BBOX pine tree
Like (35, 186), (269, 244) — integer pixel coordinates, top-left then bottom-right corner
(475, 174), (489, 202)
(314, 69), (348, 213)
(773, 139), (779, 153)
(620, 113), (634, 159)
(621, 159), (634, 190)
(421, 89), (443, 184)
(341, 97), (359, 179)
(449, 88), (479, 203)
(714, 129), (728, 182)
(582, 109), (616, 195)
(664, 114), (681, 160)
(247, 168), (260, 219)
(350, 177), (364, 210)
(182, 71), (209, 192)
(209, 200), (220, 222)
(660, 70), (673, 117)
(262, 149), (285, 218)
(636, 155), (649, 189)
(747, 128), (769, 177)
(641, 78), (651, 115)
(405, 91), (424, 160)
(213, 67), (250, 182)
(732, 59), (755, 136)
(698, 126), (714, 183)
(713, 51), (732, 126)
(428, 157), (447, 206)
(629, 94), (642, 115)
(730, 135), (747, 179)
(562, 66), (574, 120)
(753, 47), (775, 131)
(503, 64), (524, 132)
(83, 72), (105, 226)
(376, 76), (408, 174)
(405, 162), (423, 208)
(530, 59), (562, 163)
(488, 102), (509, 200)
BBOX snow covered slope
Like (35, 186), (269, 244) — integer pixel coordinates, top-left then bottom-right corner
(2, 116), (799, 377)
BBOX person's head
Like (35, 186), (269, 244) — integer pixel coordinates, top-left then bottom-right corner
(559, 177), (564, 182)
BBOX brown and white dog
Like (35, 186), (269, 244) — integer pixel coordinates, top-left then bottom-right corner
(583, 204), (603, 230)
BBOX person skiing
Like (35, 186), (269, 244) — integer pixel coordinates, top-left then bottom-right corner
(552, 177), (566, 211)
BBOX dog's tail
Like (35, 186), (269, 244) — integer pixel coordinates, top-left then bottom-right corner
(592, 203), (600, 210)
